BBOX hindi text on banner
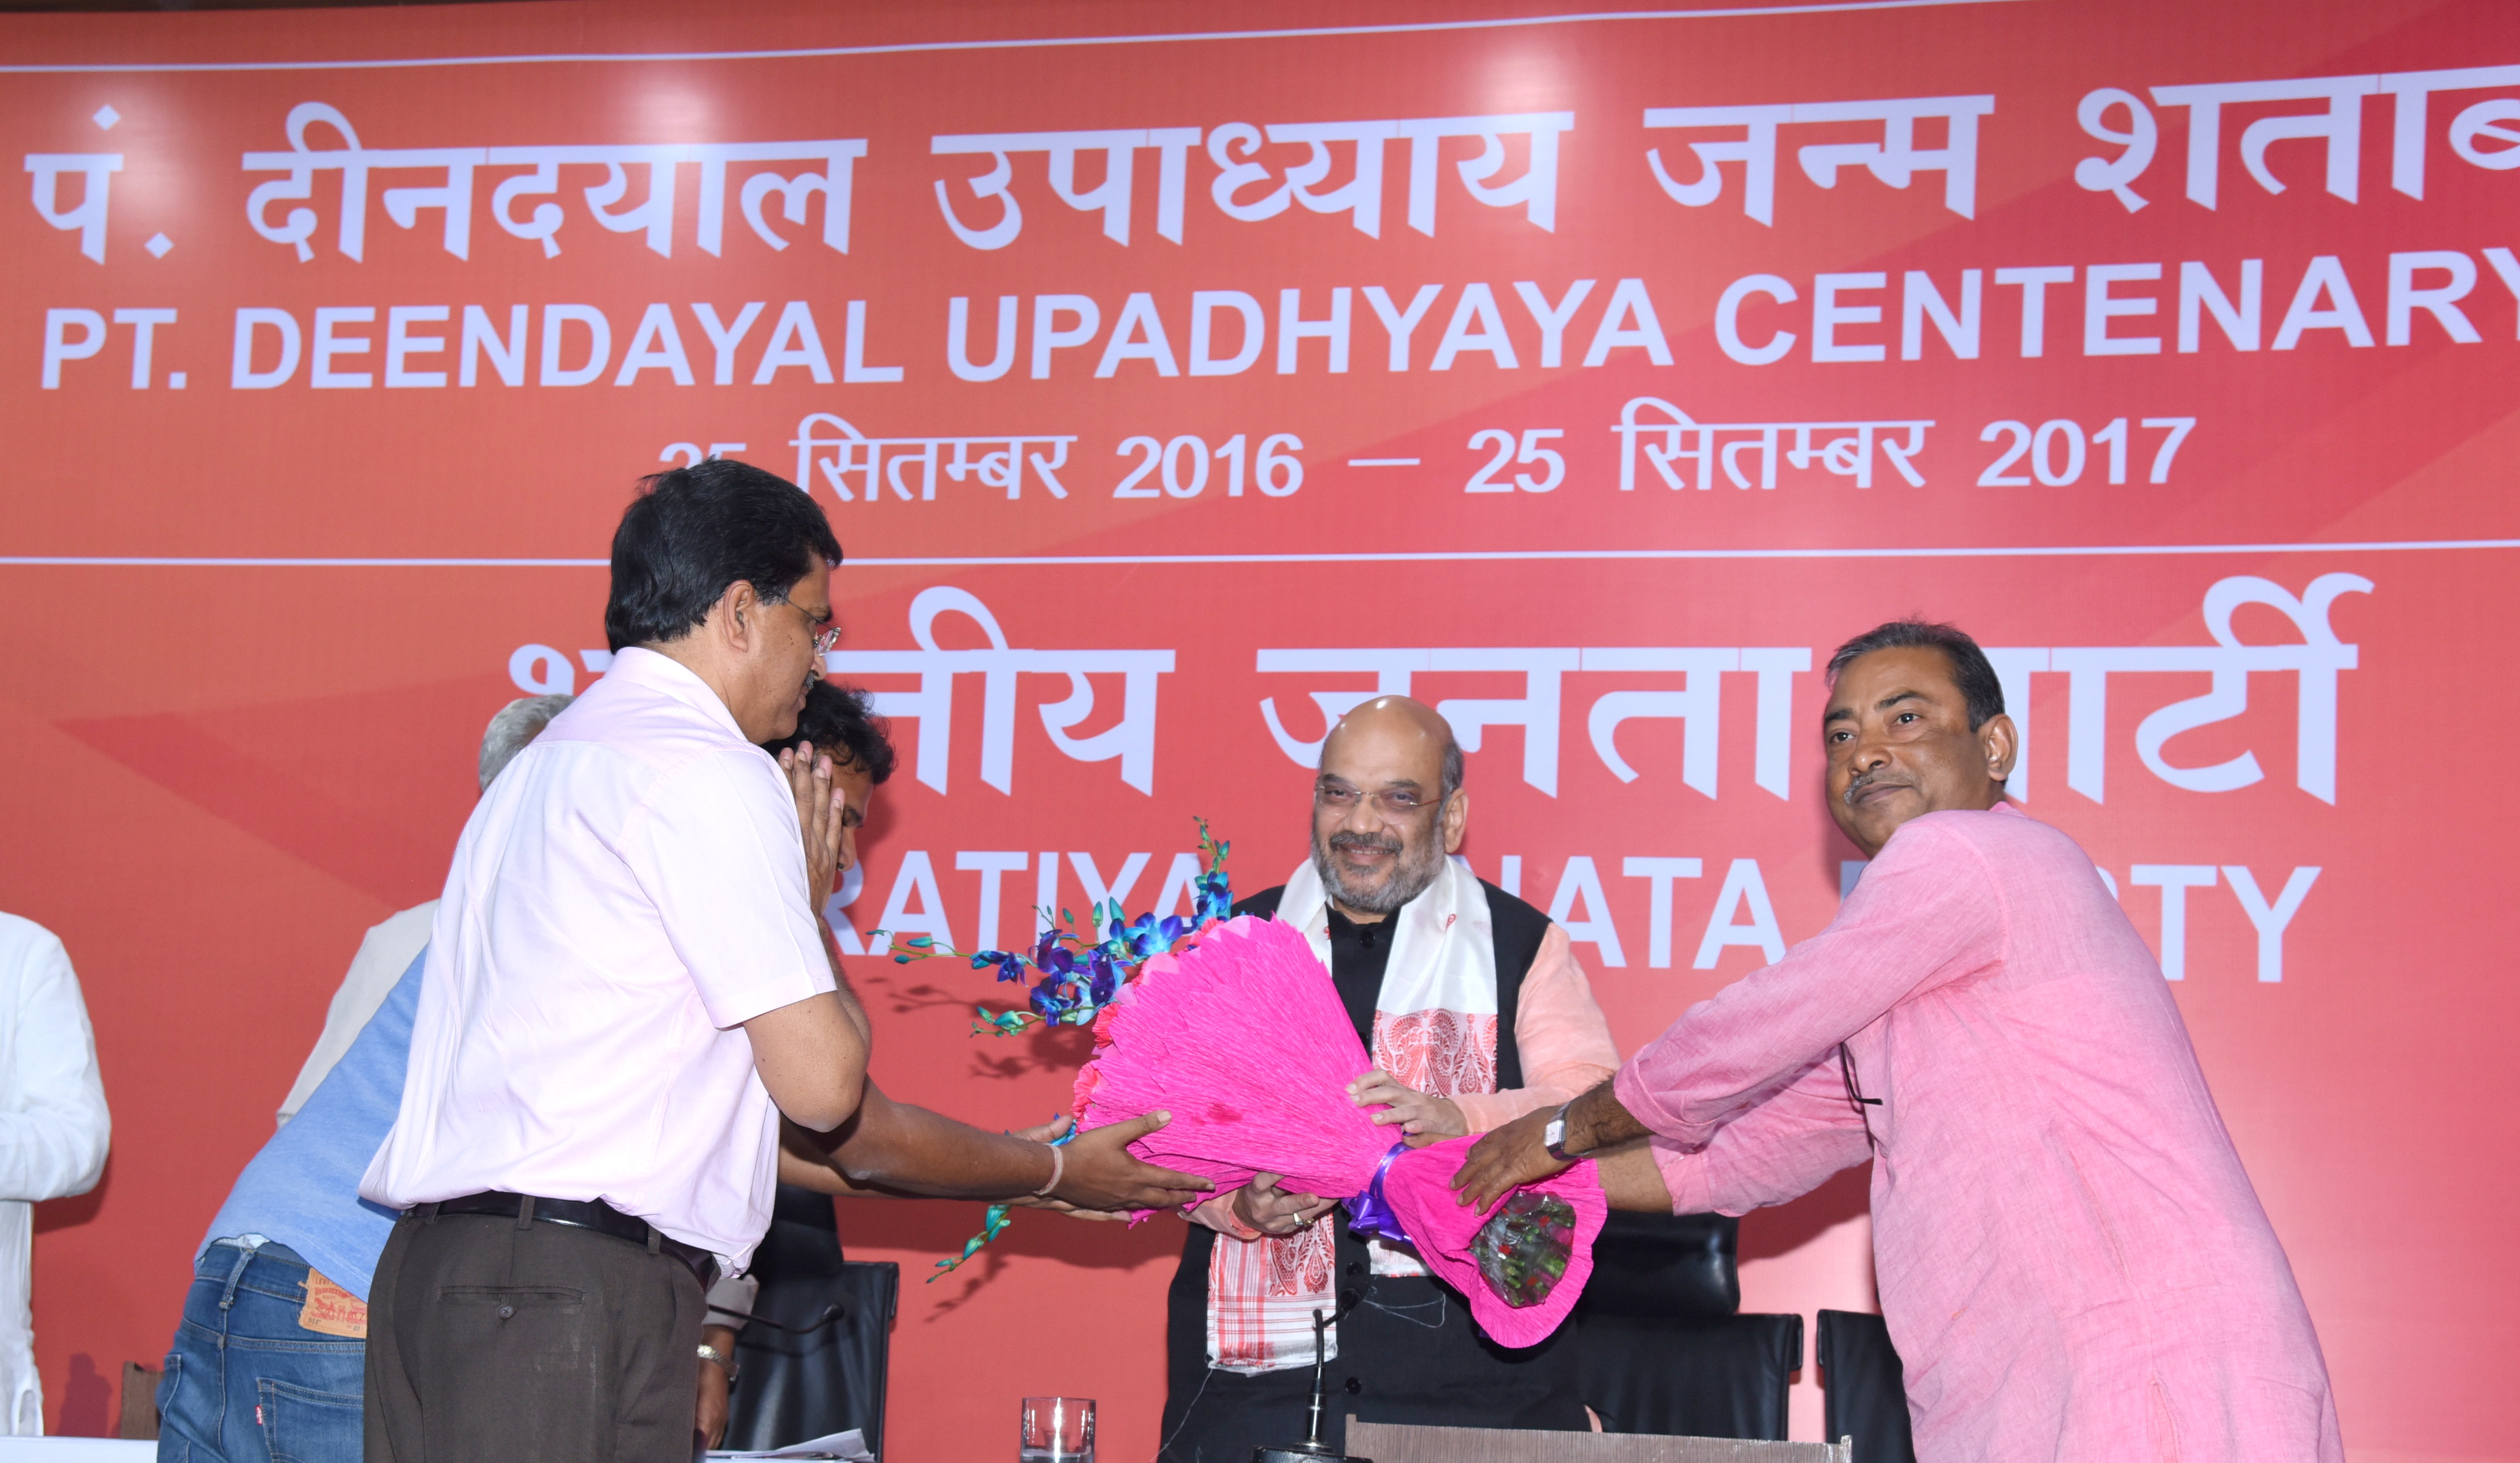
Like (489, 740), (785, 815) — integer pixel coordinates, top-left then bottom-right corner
(241, 102), (865, 262)
(827, 587), (1173, 796)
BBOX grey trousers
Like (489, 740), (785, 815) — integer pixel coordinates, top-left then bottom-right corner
(365, 1209), (705, 1463)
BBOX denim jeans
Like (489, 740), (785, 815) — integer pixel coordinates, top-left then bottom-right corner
(157, 1241), (366, 1463)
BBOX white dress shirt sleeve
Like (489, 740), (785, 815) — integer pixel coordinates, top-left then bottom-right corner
(0, 919), (109, 1204)
(624, 747), (834, 1029)
(276, 900), (437, 1127)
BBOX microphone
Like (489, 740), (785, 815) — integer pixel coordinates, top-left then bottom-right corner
(1251, 1288), (1370, 1463)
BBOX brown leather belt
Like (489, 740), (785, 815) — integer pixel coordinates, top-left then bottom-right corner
(415, 1191), (721, 1292)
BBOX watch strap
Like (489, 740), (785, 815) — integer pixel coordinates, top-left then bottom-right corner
(1542, 1101), (1576, 1162)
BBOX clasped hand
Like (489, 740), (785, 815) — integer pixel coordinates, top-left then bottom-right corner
(1233, 1172), (1337, 1236)
(777, 742), (845, 903)
(1347, 1068), (1467, 1148)
(1206, 1071), (1464, 1241)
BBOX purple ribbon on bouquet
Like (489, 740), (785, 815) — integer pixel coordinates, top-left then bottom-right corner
(1341, 1142), (1413, 1245)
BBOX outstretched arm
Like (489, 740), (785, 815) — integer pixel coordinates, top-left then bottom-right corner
(1450, 1078), (1653, 1210)
(1592, 1138), (1673, 1212)
(1463, 822), (1995, 1208)
(1616, 820), (1996, 1148)
(1459, 1054), (1872, 1214)
(779, 1080), (1213, 1212)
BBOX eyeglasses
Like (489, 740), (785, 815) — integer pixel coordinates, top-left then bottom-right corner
(1315, 783), (1445, 818)
(785, 600), (843, 654)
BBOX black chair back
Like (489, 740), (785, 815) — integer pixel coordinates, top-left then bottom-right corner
(1818, 1309), (1916, 1463)
(726, 1260), (899, 1455)
(1581, 1312), (1802, 1440)
(1580, 1210), (1741, 1319)
(725, 1186), (899, 1456)
(1575, 1211), (1799, 1441)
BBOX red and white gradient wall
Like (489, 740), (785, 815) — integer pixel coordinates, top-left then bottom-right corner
(4, 1), (2515, 1457)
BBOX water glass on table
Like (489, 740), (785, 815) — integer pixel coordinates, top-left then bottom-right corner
(1019, 1396), (1094, 1462)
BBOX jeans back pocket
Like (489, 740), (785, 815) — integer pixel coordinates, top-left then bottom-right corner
(255, 1376), (365, 1463)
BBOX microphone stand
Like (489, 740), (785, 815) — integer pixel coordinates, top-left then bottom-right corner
(1251, 1289), (1369, 1463)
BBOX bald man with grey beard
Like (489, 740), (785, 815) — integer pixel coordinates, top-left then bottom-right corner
(1157, 697), (1622, 1463)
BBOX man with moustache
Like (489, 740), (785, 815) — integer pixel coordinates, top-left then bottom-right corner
(362, 461), (876, 1463)
(1158, 696), (1620, 1463)
(1459, 622), (2341, 1463)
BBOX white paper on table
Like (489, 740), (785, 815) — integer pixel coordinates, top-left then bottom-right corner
(705, 1428), (875, 1460)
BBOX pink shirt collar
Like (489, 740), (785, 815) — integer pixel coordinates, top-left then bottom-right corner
(1888, 798), (2028, 841)
(605, 645), (749, 745)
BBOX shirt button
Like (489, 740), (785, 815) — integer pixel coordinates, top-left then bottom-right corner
(1343, 1378), (1363, 1395)
(497, 1305), (514, 1319)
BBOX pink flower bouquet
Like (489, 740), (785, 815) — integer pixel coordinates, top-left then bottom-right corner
(1073, 914), (1605, 1348)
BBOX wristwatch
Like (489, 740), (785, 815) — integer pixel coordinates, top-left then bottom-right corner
(697, 1342), (740, 1385)
(1542, 1103), (1578, 1162)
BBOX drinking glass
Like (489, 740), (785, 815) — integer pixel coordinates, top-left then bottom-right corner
(1019, 1396), (1095, 1462)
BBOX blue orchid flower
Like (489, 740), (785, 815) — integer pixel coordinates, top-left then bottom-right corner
(1102, 913), (1160, 963)
(963, 816), (1236, 1038)
(973, 952), (1025, 984)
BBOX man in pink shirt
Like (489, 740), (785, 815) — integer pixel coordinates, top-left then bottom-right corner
(1457, 622), (2342, 1462)
(363, 461), (877, 1463)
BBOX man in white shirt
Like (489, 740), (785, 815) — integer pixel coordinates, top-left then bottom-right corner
(0, 916), (109, 1436)
(361, 460), (872, 1463)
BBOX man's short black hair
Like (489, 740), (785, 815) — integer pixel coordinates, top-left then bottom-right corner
(1825, 620), (2006, 730)
(763, 681), (896, 785)
(604, 459), (844, 651)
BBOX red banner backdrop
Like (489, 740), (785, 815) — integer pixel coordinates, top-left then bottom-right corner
(5, 0), (2516, 1456)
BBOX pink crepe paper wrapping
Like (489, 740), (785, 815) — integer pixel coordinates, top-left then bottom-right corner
(1072, 914), (1605, 1348)
(1375, 1135), (1605, 1348)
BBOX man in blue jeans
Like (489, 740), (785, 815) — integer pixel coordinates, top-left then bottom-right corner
(155, 695), (572, 1463)
(160, 945), (423, 1462)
